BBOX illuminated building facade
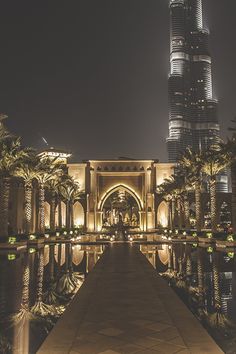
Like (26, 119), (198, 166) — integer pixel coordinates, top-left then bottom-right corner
(166, 0), (220, 162)
(68, 160), (174, 232)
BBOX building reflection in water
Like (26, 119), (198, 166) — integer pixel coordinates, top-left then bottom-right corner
(0, 243), (104, 354)
(140, 243), (236, 353)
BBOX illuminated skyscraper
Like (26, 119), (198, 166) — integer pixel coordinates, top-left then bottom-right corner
(167, 0), (220, 162)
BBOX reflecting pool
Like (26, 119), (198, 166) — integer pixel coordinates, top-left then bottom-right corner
(141, 243), (236, 354)
(0, 243), (104, 354)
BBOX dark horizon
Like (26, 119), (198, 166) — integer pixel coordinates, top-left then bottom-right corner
(0, 0), (236, 162)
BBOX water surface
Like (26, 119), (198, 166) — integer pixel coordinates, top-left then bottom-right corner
(0, 243), (104, 354)
(141, 243), (236, 354)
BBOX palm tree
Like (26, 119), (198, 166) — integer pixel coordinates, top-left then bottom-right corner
(179, 148), (204, 233)
(158, 174), (186, 230)
(206, 253), (234, 329)
(59, 176), (78, 230)
(157, 176), (181, 229)
(46, 177), (62, 232)
(70, 182), (82, 228)
(185, 244), (193, 287)
(14, 158), (37, 234)
(43, 244), (66, 306)
(157, 179), (174, 229)
(0, 138), (32, 239)
(56, 244), (76, 296)
(160, 246), (175, 279)
(201, 146), (228, 234)
(34, 158), (62, 234)
(31, 248), (59, 317)
(196, 248), (205, 318)
(173, 171), (190, 230)
(10, 253), (35, 327)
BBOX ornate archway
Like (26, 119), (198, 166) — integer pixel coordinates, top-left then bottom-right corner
(98, 184), (143, 212)
(97, 184), (144, 231)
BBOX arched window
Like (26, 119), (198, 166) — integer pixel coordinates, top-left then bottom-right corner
(73, 202), (85, 227)
(157, 201), (168, 228)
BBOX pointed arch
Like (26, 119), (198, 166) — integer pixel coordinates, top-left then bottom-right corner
(157, 201), (168, 227)
(98, 184), (143, 211)
(73, 201), (85, 227)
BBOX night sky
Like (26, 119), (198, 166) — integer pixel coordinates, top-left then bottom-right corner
(0, 1), (235, 162)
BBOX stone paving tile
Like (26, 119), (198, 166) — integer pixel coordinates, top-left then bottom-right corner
(98, 327), (124, 337)
(151, 341), (185, 354)
(128, 335), (165, 349)
(169, 336), (187, 348)
(70, 337), (125, 354)
(113, 343), (144, 354)
(149, 326), (181, 341)
(145, 321), (174, 332)
(37, 244), (223, 354)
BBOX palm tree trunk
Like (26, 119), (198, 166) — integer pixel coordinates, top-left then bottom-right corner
(195, 182), (202, 233)
(212, 253), (221, 310)
(173, 247), (178, 276)
(167, 247), (173, 272)
(197, 248), (205, 316)
(50, 193), (56, 232)
(184, 194), (190, 230)
(167, 200), (172, 229)
(70, 201), (74, 229)
(186, 245), (192, 277)
(178, 256), (183, 276)
(209, 179), (217, 234)
(35, 250), (44, 303)
(58, 199), (62, 230)
(66, 200), (70, 230)
(177, 197), (183, 230)
(231, 164), (236, 233)
(0, 177), (11, 239)
(38, 183), (45, 234)
(49, 244), (55, 282)
(197, 249), (204, 293)
(171, 198), (176, 228)
(22, 255), (30, 310)
(24, 183), (32, 234)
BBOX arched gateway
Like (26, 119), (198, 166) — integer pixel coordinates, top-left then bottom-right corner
(68, 159), (174, 232)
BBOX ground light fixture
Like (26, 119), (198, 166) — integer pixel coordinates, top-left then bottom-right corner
(8, 254), (16, 261)
(29, 234), (36, 240)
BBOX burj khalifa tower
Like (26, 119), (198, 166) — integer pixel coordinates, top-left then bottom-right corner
(166, 0), (220, 162)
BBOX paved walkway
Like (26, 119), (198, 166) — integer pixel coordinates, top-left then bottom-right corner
(37, 244), (223, 354)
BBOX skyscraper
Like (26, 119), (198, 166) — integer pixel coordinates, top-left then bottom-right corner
(167, 0), (220, 162)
